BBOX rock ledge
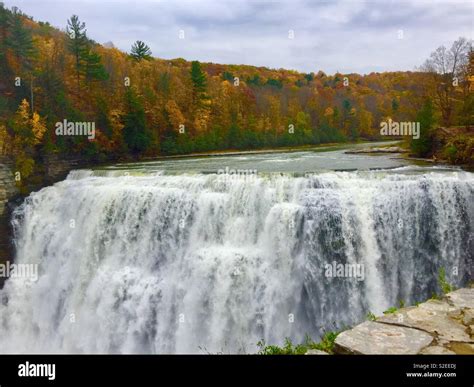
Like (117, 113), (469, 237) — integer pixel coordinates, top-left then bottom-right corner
(334, 288), (474, 355)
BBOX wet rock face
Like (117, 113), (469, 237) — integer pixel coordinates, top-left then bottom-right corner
(334, 287), (474, 355)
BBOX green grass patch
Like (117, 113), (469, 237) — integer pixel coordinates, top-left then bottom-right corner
(257, 331), (340, 355)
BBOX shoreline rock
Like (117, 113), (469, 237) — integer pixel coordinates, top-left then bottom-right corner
(334, 287), (474, 355)
(334, 321), (433, 354)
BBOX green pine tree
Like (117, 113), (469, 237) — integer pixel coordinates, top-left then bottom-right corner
(81, 49), (108, 84)
(121, 89), (151, 155)
(191, 60), (207, 95)
(410, 99), (435, 157)
(0, 4), (10, 65)
(66, 15), (89, 89)
(6, 8), (37, 112)
(130, 40), (152, 61)
(7, 7), (37, 71)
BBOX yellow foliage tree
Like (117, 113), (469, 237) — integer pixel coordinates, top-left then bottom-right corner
(12, 99), (46, 148)
(31, 112), (47, 145)
(358, 109), (374, 137)
(10, 100), (47, 182)
(165, 100), (185, 130)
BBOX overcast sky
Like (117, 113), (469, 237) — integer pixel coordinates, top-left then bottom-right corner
(3, 0), (473, 74)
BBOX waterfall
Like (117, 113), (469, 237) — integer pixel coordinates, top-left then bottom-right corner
(0, 167), (472, 353)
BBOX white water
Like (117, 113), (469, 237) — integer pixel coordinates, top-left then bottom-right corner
(0, 168), (472, 353)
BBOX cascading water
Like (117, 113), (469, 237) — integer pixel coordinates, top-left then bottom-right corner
(0, 167), (472, 353)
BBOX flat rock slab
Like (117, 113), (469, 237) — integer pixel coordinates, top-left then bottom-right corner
(445, 288), (474, 309)
(377, 300), (472, 343)
(334, 321), (433, 354)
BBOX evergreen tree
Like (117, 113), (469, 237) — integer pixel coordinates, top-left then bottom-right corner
(0, 4), (13, 97)
(392, 98), (399, 112)
(247, 74), (261, 86)
(81, 49), (108, 84)
(304, 72), (314, 82)
(130, 40), (152, 61)
(0, 3), (10, 65)
(227, 121), (241, 149)
(121, 89), (150, 155)
(191, 61), (207, 95)
(96, 96), (112, 137)
(7, 8), (37, 112)
(190, 60), (210, 132)
(266, 78), (283, 89)
(410, 99), (435, 157)
(7, 8), (36, 71)
(222, 71), (233, 82)
(66, 15), (88, 89)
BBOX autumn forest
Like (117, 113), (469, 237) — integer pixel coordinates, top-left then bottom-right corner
(0, 4), (472, 182)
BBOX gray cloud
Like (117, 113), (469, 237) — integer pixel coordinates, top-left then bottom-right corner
(4, 0), (473, 74)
